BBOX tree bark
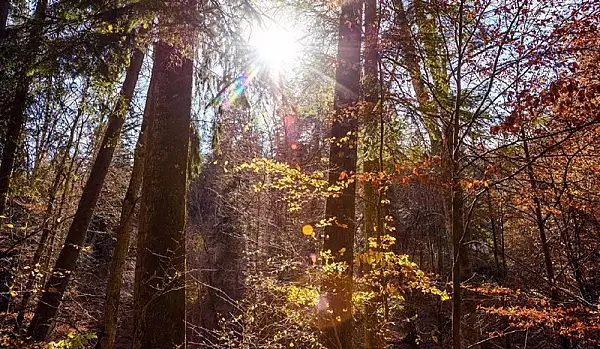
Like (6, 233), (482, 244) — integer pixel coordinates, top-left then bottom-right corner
(0, 0), (8, 39)
(27, 47), (145, 341)
(362, 0), (380, 242)
(362, 0), (384, 347)
(487, 191), (502, 279)
(132, 39), (193, 349)
(0, 0), (48, 215)
(98, 74), (153, 349)
(320, 1), (362, 348)
(451, 2), (466, 347)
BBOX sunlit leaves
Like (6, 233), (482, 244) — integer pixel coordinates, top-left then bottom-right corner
(234, 158), (333, 212)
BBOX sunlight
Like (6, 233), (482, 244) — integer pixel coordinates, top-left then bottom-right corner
(250, 23), (302, 76)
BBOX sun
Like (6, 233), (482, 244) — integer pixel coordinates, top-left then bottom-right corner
(250, 23), (302, 75)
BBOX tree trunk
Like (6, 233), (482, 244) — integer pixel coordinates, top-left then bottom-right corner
(451, 2), (465, 346)
(14, 83), (87, 331)
(521, 127), (569, 347)
(132, 39), (193, 349)
(487, 191), (502, 279)
(393, 0), (442, 153)
(27, 47), (145, 341)
(362, 0), (384, 347)
(38, 117), (86, 288)
(0, 0), (48, 215)
(0, 0), (8, 39)
(521, 128), (555, 290)
(98, 74), (153, 349)
(320, 1), (362, 348)
(450, 171), (466, 349)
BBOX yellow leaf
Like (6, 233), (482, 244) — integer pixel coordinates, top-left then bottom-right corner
(5, 223), (14, 229)
(339, 247), (346, 254)
(107, 24), (113, 32)
(302, 225), (314, 236)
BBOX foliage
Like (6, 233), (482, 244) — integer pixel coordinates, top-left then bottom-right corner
(47, 332), (97, 349)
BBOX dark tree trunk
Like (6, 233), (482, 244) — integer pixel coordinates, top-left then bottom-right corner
(27, 47), (145, 341)
(0, 0), (8, 39)
(362, 0), (384, 347)
(132, 39), (193, 349)
(450, 5), (466, 345)
(521, 128), (555, 291)
(487, 191), (502, 279)
(450, 171), (466, 349)
(521, 128), (568, 349)
(98, 74), (153, 349)
(0, 0), (48, 215)
(0, 84), (27, 215)
(320, 1), (362, 348)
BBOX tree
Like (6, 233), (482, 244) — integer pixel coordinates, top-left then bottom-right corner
(2, 0), (600, 348)
(320, 0), (362, 348)
(0, 0), (47, 215)
(0, 0), (8, 39)
(361, 0), (385, 347)
(27, 44), (145, 341)
(97, 74), (153, 349)
(131, 25), (194, 349)
(14, 80), (89, 332)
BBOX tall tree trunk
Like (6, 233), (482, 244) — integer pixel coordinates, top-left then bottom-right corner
(37, 111), (86, 291)
(14, 84), (87, 331)
(39, 115), (86, 281)
(451, 2), (466, 347)
(98, 75), (153, 349)
(363, 0), (379, 242)
(362, 0), (384, 347)
(132, 39), (193, 348)
(27, 47), (145, 341)
(0, 0), (8, 39)
(0, 0), (48, 215)
(320, 1), (362, 348)
(450, 164), (466, 349)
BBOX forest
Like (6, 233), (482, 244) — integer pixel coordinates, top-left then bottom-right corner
(0, 0), (599, 348)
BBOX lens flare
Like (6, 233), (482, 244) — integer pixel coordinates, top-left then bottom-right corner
(250, 24), (302, 75)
